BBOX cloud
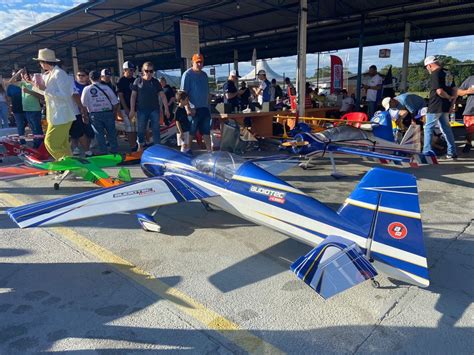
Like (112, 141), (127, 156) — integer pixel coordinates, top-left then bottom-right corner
(0, 9), (61, 40)
(443, 40), (472, 52)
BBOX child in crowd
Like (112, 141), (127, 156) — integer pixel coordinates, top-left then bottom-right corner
(175, 91), (192, 153)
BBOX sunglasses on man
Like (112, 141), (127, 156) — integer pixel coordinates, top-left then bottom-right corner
(143, 69), (154, 73)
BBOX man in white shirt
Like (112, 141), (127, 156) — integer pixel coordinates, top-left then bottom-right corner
(29, 48), (77, 160)
(362, 65), (383, 119)
(81, 70), (119, 155)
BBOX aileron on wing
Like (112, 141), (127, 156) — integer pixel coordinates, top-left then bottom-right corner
(8, 175), (217, 228)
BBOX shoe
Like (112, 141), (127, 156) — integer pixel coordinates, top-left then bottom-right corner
(242, 108), (251, 114)
(72, 147), (81, 156)
(85, 150), (93, 157)
(444, 154), (458, 160)
(462, 144), (472, 154)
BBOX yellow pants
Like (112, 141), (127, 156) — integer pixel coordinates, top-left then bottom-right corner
(44, 121), (73, 160)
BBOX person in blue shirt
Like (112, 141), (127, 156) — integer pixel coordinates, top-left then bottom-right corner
(382, 93), (426, 137)
(180, 53), (211, 152)
(6, 74), (26, 143)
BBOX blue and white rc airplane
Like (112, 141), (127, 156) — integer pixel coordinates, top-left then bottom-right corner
(8, 145), (429, 299)
(283, 114), (438, 178)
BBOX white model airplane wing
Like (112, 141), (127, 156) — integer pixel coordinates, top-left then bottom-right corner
(8, 175), (217, 228)
(251, 155), (300, 176)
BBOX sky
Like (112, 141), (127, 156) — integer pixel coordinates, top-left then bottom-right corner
(1, 0), (473, 79)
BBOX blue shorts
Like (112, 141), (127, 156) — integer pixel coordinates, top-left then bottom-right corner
(190, 107), (211, 136)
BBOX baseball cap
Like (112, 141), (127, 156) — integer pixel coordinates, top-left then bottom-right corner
(424, 56), (438, 67)
(123, 61), (136, 70)
(382, 97), (391, 110)
(89, 70), (100, 81)
(192, 53), (204, 62)
(101, 68), (111, 76)
(257, 69), (266, 75)
(229, 70), (240, 78)
(415, 107), (428, 120)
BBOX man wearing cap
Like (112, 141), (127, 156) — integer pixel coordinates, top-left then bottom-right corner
(70, 70), (94, 157)
(117, 61), (138, 151)
(423, 55), (457, 159)
(180, 53), (212, 152)
(81, 70), (119, 155)
(382, 93), (425, 132)
(29, 48), (76, 160)
(100, 69), (116, 93)
(252, 70), (271, 107)
(223, 70), (240, 111)
(456, 75), (474, 153)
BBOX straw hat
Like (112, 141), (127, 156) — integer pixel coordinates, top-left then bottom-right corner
(33, 48), (60, 62)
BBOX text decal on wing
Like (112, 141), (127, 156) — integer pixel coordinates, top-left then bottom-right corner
(113, 188), (155, 198)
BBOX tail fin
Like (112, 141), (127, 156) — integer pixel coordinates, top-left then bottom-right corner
(400, 124), (422, 152)
(337, 167), (429, 288)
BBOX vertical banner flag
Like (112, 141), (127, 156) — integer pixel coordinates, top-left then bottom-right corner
(330, 55), (343, 94)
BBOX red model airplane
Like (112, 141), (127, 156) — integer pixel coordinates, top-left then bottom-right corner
(0, 136), (50, 163)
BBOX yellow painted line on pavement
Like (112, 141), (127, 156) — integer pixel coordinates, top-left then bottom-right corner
(1, 193), (284, 354)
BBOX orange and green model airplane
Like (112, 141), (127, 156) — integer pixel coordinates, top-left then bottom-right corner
(22, 152), (142, 189)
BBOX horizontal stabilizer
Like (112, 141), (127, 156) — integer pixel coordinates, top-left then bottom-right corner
(291, 236), (377, 299)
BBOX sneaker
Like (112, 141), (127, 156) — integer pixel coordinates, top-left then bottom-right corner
(85, 150), (93, 157)
(72, 147), (81, 156)
(444, 154), (458, 160)
(462, 144), (472, 154)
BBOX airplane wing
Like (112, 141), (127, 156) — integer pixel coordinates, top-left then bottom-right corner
(251, 155), (300, 175)
(8, 174), (218, 228)
(0, 164), (49, 181)
(333, 146), (418, 167)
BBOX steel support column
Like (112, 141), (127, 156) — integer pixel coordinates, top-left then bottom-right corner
(355, 15), (365, 108)
(400, 22), (411, 93)
(116, 35), (124, 77)
(71, 46), (79, 75)
(296, 0), (308, 117)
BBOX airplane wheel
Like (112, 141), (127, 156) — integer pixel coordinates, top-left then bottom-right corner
(54, 183), (60, 190)
(371, 279), (380, 288)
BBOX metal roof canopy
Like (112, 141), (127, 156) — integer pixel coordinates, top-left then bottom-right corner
(1, 0), (473, 75)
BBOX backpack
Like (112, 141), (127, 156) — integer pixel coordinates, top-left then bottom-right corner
(275, 85), (283, 99)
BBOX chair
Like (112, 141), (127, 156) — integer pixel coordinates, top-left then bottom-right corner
(339, 112), (368, 128)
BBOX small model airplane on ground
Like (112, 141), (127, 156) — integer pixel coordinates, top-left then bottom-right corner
(21, 152), (142, 189)
(0, 136), (50, 162)
(8, 145), (429, 299)
(282, 123), (437, 178)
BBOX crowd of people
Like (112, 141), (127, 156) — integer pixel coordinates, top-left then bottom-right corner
(1, 48), (472, 162)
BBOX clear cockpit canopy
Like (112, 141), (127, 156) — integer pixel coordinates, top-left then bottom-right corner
(192, 152), (245, 181)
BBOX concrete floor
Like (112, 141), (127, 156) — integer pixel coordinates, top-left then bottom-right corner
(0, 141), (473, 354)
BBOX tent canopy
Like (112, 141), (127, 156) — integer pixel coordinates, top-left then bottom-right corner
(239, 60), (284, 82)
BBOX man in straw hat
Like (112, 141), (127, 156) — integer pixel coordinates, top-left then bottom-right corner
(29, 48), (76, 160)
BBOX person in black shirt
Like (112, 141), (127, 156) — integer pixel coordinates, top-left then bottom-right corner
(100, 69), (117, 93)
(159, 76), (175, 125)
(175, 91), (192, 153)
(423, 56), (457, 159)
(223, 70), (240, 111)
(116, 61), (137, 151)
(239, 81), (251, 111)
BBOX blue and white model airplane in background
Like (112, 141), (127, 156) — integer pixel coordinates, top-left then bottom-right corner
(8, 145), (429, 299)
(283, 116), (438, 178)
